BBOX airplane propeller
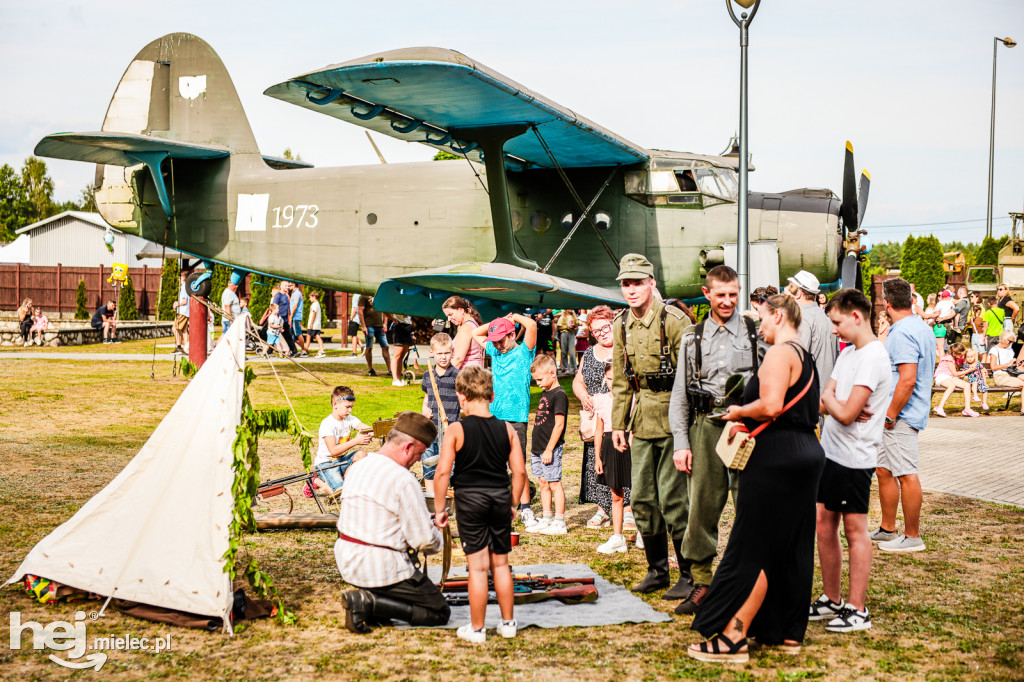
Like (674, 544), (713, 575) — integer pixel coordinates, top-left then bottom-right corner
(838, 141), (870, 291)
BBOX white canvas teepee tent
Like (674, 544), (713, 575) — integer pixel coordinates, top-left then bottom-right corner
(6, 314), (250, 632)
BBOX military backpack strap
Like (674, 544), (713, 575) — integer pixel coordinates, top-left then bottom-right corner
(620, 311), (637, 389)
(742, 315), (760, 371)
(659, 306), (670, 359)
(693, 320), (706, 390)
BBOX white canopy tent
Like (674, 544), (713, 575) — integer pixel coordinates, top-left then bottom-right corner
(6, 315), (250, 633)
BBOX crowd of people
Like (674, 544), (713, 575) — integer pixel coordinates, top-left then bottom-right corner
(317, 255), (1024, 656)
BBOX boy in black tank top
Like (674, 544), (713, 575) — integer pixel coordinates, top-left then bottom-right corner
(433, 367), (528, 643)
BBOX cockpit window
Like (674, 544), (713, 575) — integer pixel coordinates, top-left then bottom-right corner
(675, 170), (697, 192)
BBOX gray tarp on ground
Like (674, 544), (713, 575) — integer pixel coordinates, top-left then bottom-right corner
(414, 563), (672, 630)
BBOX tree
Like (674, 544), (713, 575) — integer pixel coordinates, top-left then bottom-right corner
(248, 274), (274, 323)
(118, 274), (139, 321)
(0, 163), (30, 242)
(21, 157), (56, 224)
(208, 264), (233, 324)
(901, 235), (944, 297)
(282, 148), (303, 162)
(433, 150), (461, 161)
(871, 241), (903, 271)
(75, 280), (89, 320)
(860, 254), (886, 296)
(157, 259), (180, 321)
(973, 236), (1007, 284)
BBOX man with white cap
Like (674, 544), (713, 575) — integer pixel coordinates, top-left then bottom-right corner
(786, 270), (839, 394)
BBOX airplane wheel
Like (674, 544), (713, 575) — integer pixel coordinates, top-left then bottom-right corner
(403, 370), (416, 382)
(185, 272), (212, 299)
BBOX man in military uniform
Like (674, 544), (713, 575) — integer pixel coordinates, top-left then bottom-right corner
(668, 265), (759, 615)
(611, 253), (692, 599)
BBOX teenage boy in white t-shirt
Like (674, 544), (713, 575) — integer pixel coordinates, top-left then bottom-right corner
(809, 289), (892, 634)
(314, 386), (372, 498)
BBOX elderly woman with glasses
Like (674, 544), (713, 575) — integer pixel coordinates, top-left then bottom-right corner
(572, 306), (634, 535)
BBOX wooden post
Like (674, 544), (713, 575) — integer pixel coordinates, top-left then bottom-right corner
(188, 296), (208, 369)
(97, 265), (103, 308)
(56, 263), (62, 315)
(15, 263), (20, 306)
(341, 291), (350, 344)
(141, 265), (148, 318)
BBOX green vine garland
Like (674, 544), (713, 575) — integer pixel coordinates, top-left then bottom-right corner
(222, 366), (314, 626)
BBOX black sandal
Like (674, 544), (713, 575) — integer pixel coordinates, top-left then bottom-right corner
(687, 633), (749, 663)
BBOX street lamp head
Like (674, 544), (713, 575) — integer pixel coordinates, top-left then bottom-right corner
(999, 37), (1016, 48)
(732, 0), (758, 7)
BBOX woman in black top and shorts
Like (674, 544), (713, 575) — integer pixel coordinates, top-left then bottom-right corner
(433, 367), (528, 643)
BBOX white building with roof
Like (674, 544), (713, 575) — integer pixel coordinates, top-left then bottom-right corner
(15, 211), (165, 268)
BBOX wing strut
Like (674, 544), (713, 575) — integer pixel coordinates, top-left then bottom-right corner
(452, 124), (538, 271)
(542, 164), (619, 274)
(531, 125), (620, 268)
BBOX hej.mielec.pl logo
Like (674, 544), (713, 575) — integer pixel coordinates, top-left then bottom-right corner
(9, 610), (172, 671)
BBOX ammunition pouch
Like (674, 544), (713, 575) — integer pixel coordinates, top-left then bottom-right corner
(640, 369), (676, 393)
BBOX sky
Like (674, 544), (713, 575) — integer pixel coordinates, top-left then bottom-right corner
(2, 0), (1022, 245)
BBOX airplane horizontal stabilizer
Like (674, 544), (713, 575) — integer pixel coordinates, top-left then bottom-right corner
(35, 132), (230, 167)
(373, 262), (626, 320)
(264, 48), (649, 170)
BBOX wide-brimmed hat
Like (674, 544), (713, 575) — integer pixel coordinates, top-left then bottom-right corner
(787, 270), (821, 295)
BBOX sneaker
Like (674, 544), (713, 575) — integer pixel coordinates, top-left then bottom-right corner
(962, 408), (980, 417)
(825, 606), (872, 633)
(495, 619), (518, 639)
(869, 527), (899, 543)
(622, 511), (637, 532)
(173, 345), (184, 354)
(316, 351), (326, 358)
(586, 510), (609, 528)
(878, 535), (926, 553)
(596, 534), (628, 554)
(367, 368), (377, 377)
(519, 508), (536, 527)
(981, 402), (990, 410)
(540, 520), (567, 535)
(391, 379), (407, 387)
(933, 406), (946, 417)
(23, 341), (31, 347)
(635, 533), (644, 550)
(808, 594), (846, 622)
(456, 623), (486, 643)
(525, 518), (551, 534)
(297, 350), (308, 357)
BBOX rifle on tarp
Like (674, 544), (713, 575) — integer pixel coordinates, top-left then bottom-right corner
(440, 576), (597, 607)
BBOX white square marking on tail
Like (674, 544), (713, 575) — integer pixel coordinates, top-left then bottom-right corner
(235, 194), (269, 232)
(178, 75), (207, 100)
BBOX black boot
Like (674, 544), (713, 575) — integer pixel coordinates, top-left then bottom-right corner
(662, 537), (693, 600)
(369, 595), (415, 626)
(343, 589), (375, 634)
(632, 533), (671, 594)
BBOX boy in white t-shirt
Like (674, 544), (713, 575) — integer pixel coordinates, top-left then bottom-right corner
(810, 289), (892, 634)
(314, 386), (372, 498)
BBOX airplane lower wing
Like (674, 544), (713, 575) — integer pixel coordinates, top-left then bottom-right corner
(264, 48), (649, 170)
(35, 132), (230, 166)
(372, 262), (626, 321)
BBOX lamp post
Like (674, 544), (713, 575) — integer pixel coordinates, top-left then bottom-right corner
(726, 0), (760, 308)
(987, 36), (1016, 239)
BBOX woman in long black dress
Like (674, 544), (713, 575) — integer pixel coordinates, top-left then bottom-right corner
(571, 306), (632, 529)
(688, 294), (825, 663)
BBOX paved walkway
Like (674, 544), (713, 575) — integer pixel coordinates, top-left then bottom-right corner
(919, 415), (1024, 507)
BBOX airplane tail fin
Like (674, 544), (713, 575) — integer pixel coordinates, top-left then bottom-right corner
(35, 33), (260, 234)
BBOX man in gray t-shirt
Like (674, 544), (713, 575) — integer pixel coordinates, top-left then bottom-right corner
(220, 283), (241, 334)
(787, 270), (839, 394)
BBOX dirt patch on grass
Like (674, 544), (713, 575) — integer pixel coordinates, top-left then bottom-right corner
(1, 358), (1022, 680)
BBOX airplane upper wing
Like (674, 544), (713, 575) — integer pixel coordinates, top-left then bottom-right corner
(372, 262), (626, 321)
(264, 47), (649, 170)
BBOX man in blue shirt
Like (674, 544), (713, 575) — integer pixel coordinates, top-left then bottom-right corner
(274, 281), (297, 356)
(471, 313), (537, 523)
(289, 282), (306, 357)
(874, 277), (935, 553)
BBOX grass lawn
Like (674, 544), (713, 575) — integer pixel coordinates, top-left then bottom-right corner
(1, 356), (1022, 680)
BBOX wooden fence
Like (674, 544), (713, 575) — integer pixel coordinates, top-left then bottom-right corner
(0, 264), (353, 335)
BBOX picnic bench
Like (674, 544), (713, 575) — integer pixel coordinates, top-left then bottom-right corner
(930, 362), (1021, 411)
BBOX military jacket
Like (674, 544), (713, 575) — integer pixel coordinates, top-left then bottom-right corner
(611, 299), (690, 439)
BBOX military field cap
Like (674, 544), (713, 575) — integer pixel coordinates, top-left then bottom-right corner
(486, 317), (516, 341)
(393, 411), (438, 447)
(617, 253), (655, 280)
(787, 270), (821, 295)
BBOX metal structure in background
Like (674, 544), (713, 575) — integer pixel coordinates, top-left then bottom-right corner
(987, 36), (1016, 239)
(726, 0), (761, 308)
